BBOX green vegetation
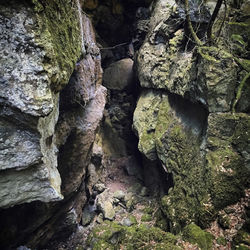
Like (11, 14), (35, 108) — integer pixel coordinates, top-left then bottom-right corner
(32, 0), (82, 91)
(87, 221), (181, 250)
(216, 237), (227, 246)
(182, 223), (214, 250)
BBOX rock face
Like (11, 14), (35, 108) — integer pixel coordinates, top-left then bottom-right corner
(0, 0), (83, 208)
(0, 0), (106, 248)
(133, 0), (250, 233)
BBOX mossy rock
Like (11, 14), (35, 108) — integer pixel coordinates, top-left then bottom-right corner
(156, 94), (211, 232)
(207, 113), (250, 210)
(154, 208), (169, 231)
(31, 0), (82, 91)
(87, 221), (181, 249)
(182, 223), (214, 250)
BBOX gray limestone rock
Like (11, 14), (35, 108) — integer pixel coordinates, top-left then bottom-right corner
(136, 0), (239, 112)
(0, 95), (63, 208)
(94, 183), (106, 193)
(113, 190), (126, 201)
(133, 90), (162, 160)
(103, 58), (134, 90)
(97, 190), (115, 220)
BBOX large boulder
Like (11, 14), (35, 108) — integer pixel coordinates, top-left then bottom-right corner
(133, 0), (250, 233)
(103, 58), (134, 91)
(0, 0), (82, 208)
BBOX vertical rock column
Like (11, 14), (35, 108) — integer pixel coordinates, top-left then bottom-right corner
(0, 0), (106, 248)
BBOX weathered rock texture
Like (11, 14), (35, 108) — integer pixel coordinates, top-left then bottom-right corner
(0, 0), (106, 248)
(0, 0), (83, 208)
(133, 0), (250, 235)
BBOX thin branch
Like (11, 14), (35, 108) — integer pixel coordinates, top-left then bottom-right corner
(216, 0), (227, 40)
(232, 72), (250, 113)
(99, 42), (128, 50)
(207, 0), (223, 42)
(184, 0), (203, 46)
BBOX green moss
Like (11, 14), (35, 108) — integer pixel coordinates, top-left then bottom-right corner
(182, 223), (214, 250)
(128, 215), (137, 225)
(198, 46), (233, 63)
(141, 214), (152, 222)
(143, 206), (154, 215)
(236, 244), (250, 250)
(155, 95), (211, 232)
(87, 221), (181, 249)
(31, 0), (82, 91)
(155, 209), (169, 231)
(231, 34), (247, 46)
(232, 72), (250, 113)
(234, 230), (250, 246)
(235, 58), (250, 72)
(207, 113), (250, 211)
(216, 237), (227, 246)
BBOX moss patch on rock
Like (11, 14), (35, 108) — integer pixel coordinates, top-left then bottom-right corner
(206, 113), (250, 210)
(87, 221), (181, 249)
(182, 223), (214, 250)
(32, 0), (82, 91)
(155, 94), (211, 232)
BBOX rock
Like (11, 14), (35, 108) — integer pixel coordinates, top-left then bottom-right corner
(133, 0), (250, 232)
(113, 198), (120, 205)
(136, 0), (239, 112)
(97, 190), (115, 220)
(133, 90), (162, 160)
(94, 183), (106, 193)
(182, 223), (214, 250)
(140, 187), (148, 197)
(82, 205), (96, 226)
(122, 156), (143, 181)
(101, 201), (115, 220)
(56, 84), (107, 197)
(113, 190), (125, 201)
(103, 58), (134, 90)
(91, 144), (103, 167)
(16, 246), (31, 250)
(124, 193), (135, 211)
(121, 218), (133, 227)
(121, 216), (137, 227)
(0, 0), (85, 207)
(0, 1), (106, 248)
(86, 164), (98, 194)
(206, 113), (250, 210)
(0, 94), (63, 208)
(96, 213), (104, 224)
(87, 221), (180, 249)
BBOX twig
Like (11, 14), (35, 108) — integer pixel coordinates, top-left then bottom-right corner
(99, 42), (129, 50)
(185, 0), (203, 46)
(216, 0), (227, 40)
